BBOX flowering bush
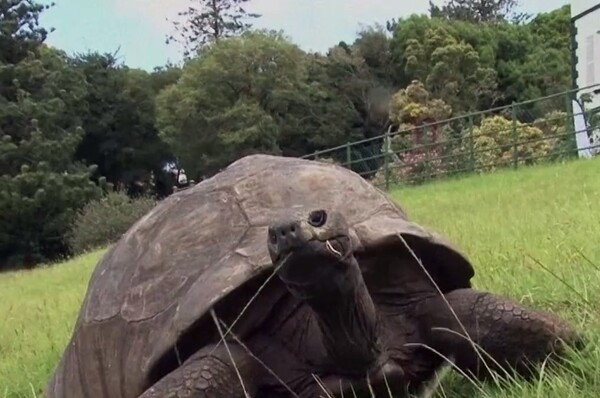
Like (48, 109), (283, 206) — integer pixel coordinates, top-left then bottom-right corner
(371, 125), (451, 187)
(372, 81), (455, 186)
(471, 115), (553, 171)
(532, 110), (572, 158)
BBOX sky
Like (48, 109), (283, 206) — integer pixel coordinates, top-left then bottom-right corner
(37, 0), (570, 71)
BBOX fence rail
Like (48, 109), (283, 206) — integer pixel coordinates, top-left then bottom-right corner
(302, 84), (600, 190)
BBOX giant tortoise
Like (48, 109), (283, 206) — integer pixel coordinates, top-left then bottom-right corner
(47, 154), (581, 398)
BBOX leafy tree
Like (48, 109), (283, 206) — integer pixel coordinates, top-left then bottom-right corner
(529, 5), (570, 49)
(429, 0), (527, 23)
(282, 51), (363, 156)
(320, 44), (392, 139)
(0, 2), (102, 267)
(389, 80), (453, 130)
(72, 52), (172, 198)
(168, 0), (260, 58)
(388, 80), (452, 154)
(157, 31), (305, 177)
(492, 6), (571, 114)
(389, 9), (571, 116)
(391, 17), (499, 113)
(149, 63), (183, 94)
(0, 0), (53, 64)
(352, 24), (395, 86)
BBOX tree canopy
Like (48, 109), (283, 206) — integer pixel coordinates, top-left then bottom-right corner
(0, 0), (577, 269)
(168, 0), (261, 58)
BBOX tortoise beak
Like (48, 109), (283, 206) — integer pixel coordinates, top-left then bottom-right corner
(324, 236), (350, 259)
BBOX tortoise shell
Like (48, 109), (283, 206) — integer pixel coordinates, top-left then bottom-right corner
(47, 154), (474, 398)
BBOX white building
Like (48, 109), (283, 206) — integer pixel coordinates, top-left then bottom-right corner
(571, 0), (600, 155)
(571, 0), (600, 106)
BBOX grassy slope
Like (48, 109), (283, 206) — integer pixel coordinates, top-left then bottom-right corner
(391, 159), (600, 397)
(1, 158), (600, 397)
(0, 252), (103, 397)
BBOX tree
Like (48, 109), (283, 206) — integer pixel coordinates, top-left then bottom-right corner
(320, 43), (392, 140)
(149, 63), (183, 94)
(72, 52), (172, 197)
(0, 0), (53, 63)
(372, 81), (454, 185)
(168, 0), (260, 58)
(389, 9), (572, 115)
(529, 5), (570, 50)
(391, 17), (499, 113)
(388, 80), (452, 144)
(287, 51), (363, 156)
(0, 2), (102, 268)
(352, 24), (394, 85)
(491, 6), (571, 114)
(156, 30), (370, 176)
(157, 31), (306, 177)
(429, 0), (526, 23)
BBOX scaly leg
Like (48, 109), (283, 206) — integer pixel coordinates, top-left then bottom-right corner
(138, 342), (262, 398)
(415, 288), (582, 380)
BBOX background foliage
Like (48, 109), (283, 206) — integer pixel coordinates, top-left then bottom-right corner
(0, 0), (584, 269)
(66, 191), (157, 256)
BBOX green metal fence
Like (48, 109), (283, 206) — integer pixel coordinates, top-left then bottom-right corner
(302, 84), (600, 190)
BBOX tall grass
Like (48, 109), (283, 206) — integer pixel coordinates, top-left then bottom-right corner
(0, 252), (103, 397)
(1, 158), (599, 397)
(391, 158), (600, 397)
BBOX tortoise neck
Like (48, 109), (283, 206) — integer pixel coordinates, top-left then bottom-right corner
(304, 256), (382, 374)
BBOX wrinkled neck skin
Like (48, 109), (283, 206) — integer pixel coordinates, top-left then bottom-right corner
(290, 255), (383, 375)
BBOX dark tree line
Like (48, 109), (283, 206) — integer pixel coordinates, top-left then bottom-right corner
(0, 0), (574, 268)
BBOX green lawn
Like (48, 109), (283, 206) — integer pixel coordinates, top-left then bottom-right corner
(1, 158), (600, 397)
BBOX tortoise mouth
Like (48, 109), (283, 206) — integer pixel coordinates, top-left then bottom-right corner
(271, 234), (351, 266)
(325, 237), (347, 258)
(272, 235), (353, 295)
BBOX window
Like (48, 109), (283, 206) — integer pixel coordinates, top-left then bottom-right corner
(586, 34), (595, 86)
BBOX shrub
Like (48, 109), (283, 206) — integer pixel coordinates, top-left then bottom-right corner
(471, 115), (553, 171)
(532, 110), (574, 159)
(67, 191), (157, 255)
(376, 80), (459, 185)
(371, 123), (454, 187)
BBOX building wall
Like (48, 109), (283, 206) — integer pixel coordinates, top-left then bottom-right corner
(572, 0), (600, 110)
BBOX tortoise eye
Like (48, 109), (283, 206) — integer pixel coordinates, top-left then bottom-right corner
(308, 210), (327, 227)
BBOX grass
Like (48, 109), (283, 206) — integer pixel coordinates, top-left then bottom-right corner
(0, 251), (104, 398)
(1, 157), (600, 397)
(390, 158), (600, 397)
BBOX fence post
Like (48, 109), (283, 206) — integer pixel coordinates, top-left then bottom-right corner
(423, 125), (430, 182)
(511, 102), (518, 169)
(384, 127), (391, 190)
(345, 142), (351, 169)
(564, 91), (574, 157)
(468, 115), (475, 172)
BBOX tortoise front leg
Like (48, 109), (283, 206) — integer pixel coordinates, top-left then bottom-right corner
(415, 288), (582, 380)
(138, 342), (262, 398)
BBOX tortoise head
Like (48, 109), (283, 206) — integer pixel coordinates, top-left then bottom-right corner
(266, 209), (395, 380)
(267, 209), (354, 293)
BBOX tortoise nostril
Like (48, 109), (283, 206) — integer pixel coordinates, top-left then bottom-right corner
(269, 222), (301, 250)
(269, 231), (277, 245)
